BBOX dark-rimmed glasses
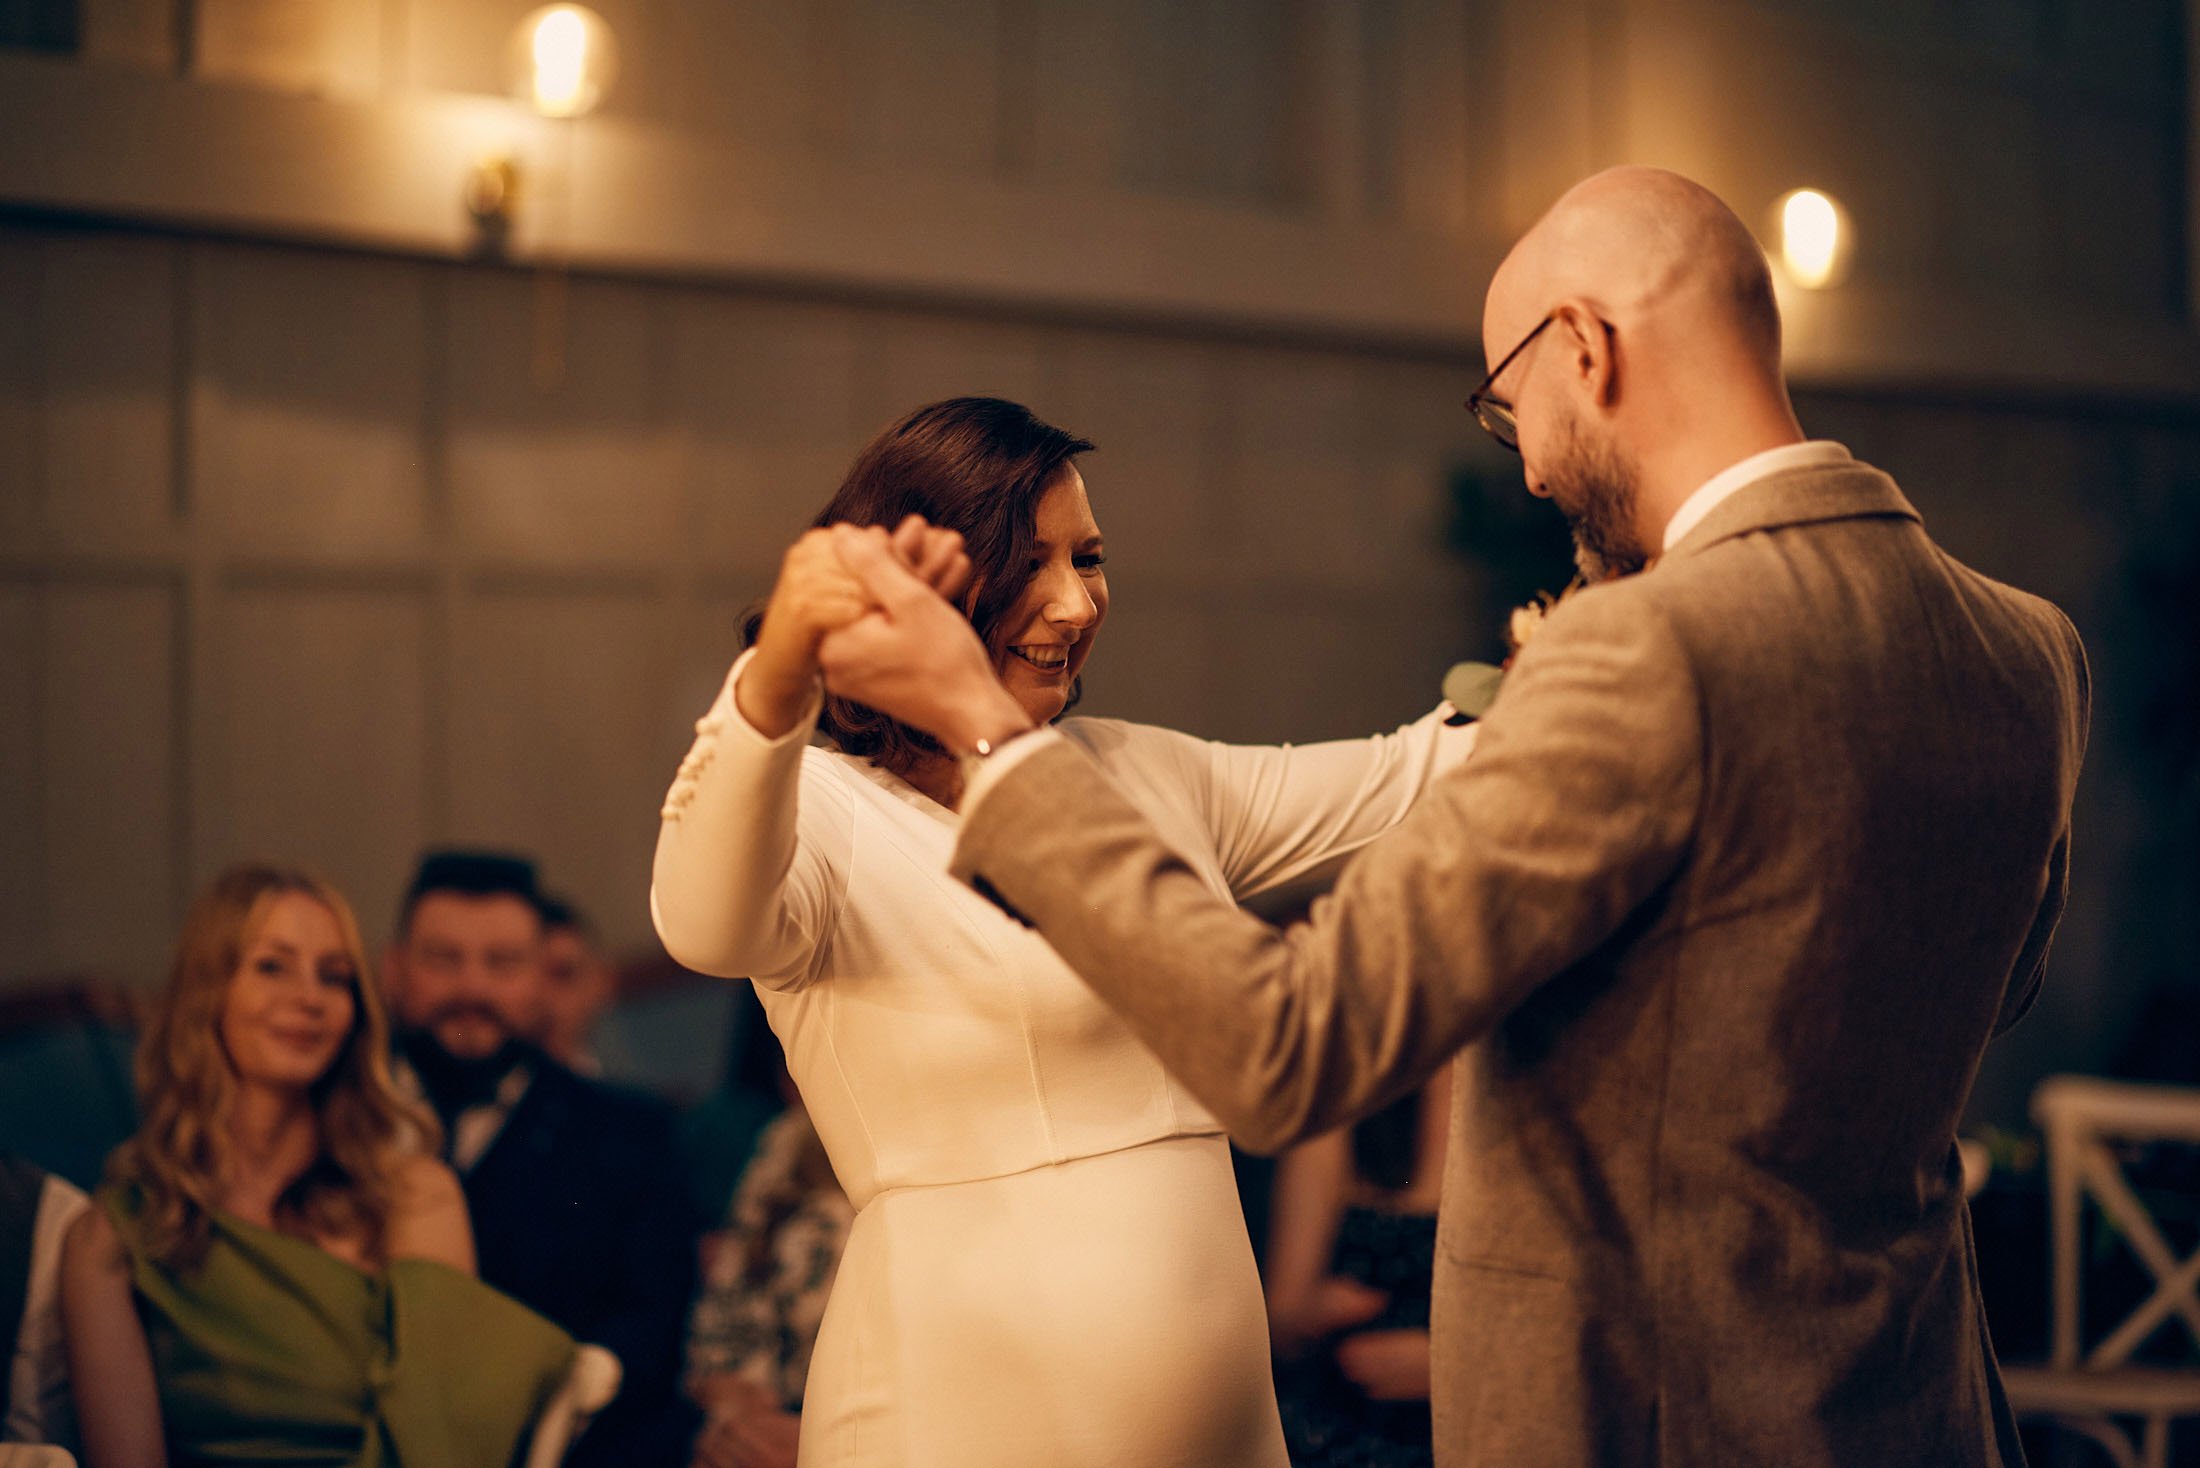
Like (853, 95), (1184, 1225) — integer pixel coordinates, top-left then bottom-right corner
(1465, 314), (1554, 454)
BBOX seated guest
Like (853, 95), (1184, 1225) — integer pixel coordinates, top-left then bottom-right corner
(59, 862), (573, 1468)
(384, 850), (701, 1468)
(2, 1152), (87, 1453)
(537, 893), (618, 1076)
(1266, 1068), (1449, 1467)
(684, 1015), (850, 1468)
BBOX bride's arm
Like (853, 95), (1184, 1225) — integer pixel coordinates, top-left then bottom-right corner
(655, 520), (972, 983)
(650, 649), (852, 985)
(1184, 706), (1480, 902)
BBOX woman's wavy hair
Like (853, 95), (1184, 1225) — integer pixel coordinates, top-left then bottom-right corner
(109, 862), (439, 1270)
(742, 396), (1095, 778)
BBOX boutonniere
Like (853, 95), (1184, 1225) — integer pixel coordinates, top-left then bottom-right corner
(1441, 580), (1585, 720)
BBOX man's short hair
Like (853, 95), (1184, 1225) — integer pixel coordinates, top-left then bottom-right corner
(536, 890), (596, 943)
(397, 849), (546, 936)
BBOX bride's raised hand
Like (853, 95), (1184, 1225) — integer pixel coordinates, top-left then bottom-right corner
(741, 527), (877, 737)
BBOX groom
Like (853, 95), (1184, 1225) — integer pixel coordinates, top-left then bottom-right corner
(817, 167), (2088, 1467)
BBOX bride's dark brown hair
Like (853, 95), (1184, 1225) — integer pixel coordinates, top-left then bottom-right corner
(743, 396), (1095, 778)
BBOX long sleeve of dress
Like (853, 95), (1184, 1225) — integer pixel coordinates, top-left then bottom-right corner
(1089, 707), (1477, 905)
(651, 651), (855, 987)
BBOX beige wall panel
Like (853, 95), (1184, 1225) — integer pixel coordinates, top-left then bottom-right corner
(398, 0), (527, 97)
(40, 578), (178, 983)
(0, 584), (38, 981)
(192, 243), (428, 556)
(842, 0), (1003, 174)
(1363, 0), (1485, 236)
(1623, 8), (1938, 290)
(673, 593), (756, 735)
(1113, 0), (1299, 208)
(1360, 360), (1516, 617)
(1361, 357), (1487, 469)
(857, 313), (1051, 432)
(447, 589), (667, 950)
(1218, 347), (1407, 589)
(654, 0), (814, 151)
(1940, 0), (2047, 72)
(1040, 333), (1222, 578)
(2061, 0), (2181, 96)
(1225, 442), (1403, 591)
(672, 294), (868, 575)
(1025, 0), (1129, 187)
(0, 232), (35, 547)
(2047, 108), (2178, 312)
(1197, 594), (1466, 746)
(447, 272), (680, 565)
(195, 0), (384, 97)
(1490, 0), (1600, 232)
(211, 582), (431, 943)
(40, 232), (176, 546)
(80, 0), (180, 72)
(1931, 86), (2047, 295)
(1068, 583), (1220, 739)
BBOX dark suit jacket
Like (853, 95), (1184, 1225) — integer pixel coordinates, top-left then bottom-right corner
(463, 1060), (701, 1468)
(953, 463), (2089, 1467)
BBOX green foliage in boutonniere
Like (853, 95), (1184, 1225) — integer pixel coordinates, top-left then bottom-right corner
(1441, 580), (1583, 720)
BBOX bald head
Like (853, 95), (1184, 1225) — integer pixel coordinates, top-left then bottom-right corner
(1487, 166), (1781, 372)
(1476, 168), (1804, 572)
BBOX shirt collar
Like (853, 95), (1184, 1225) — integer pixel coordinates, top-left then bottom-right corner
(1660, 440), (1853, 553)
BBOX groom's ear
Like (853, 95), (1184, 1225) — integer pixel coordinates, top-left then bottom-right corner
(1551, 299), (1618, 410)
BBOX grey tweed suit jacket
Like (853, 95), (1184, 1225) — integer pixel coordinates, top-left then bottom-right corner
(952, 461), (2089, 1467)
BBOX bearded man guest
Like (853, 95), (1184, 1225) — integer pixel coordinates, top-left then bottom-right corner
(386, 850), (701, 1467)
(810, 167), (2089, 1468)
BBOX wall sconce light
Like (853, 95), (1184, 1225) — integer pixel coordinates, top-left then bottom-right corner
(511, 4), (618, 120)
(1771, 188), (1853, 290)
(464, 4), (618, 237)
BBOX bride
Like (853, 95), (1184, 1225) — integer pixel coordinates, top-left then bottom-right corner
(651, 396), (1476, 1466)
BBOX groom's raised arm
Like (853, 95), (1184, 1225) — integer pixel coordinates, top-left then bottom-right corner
(821, 524), (1705, 1152)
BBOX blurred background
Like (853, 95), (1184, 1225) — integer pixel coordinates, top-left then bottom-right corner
(0, 1), (2194, 1141)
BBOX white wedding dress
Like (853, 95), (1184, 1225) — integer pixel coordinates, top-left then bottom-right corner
(652, 653), (1474, 1466)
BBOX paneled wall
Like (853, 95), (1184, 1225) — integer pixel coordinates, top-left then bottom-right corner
(6, 212), (2199, 1127)
(0, 220), (1488, 985)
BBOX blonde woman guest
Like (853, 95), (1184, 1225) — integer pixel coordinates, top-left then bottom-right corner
(60, 863), (575, 1468)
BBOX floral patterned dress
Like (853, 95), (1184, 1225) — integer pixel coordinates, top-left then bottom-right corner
(686, 1107), (853, 1407)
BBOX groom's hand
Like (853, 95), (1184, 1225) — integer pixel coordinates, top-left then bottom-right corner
(819, 522), (1034, 755)
(883, 513), (974, 600)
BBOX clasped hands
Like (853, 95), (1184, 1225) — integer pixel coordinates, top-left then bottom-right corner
(737, 515), (1033, 756)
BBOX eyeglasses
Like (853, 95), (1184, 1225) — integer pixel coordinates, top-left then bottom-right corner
(1464, 314), (1554, 454)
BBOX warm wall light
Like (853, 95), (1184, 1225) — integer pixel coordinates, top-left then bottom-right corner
(467, 5), (617, 241)
(1772, 188), (1853, 290)
(512, 4), (617, 119)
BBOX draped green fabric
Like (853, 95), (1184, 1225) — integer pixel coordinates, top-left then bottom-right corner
(103, 1187), (576, 1468)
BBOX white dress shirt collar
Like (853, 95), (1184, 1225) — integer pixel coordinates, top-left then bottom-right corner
(1660, 440), (1852, 553)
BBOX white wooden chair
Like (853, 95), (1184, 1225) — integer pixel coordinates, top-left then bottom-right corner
(523, 1343), (623, 1468)
(1999, 1075), (2200, 1468)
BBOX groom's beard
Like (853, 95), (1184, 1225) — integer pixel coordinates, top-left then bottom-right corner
(1549, 421), (1649, 583)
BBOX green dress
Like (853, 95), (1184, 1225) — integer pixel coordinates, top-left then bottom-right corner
(102, 1187), (576, 1468)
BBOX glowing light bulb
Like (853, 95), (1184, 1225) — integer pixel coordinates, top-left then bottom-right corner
(1774, 188), (1851, 290)
(512, 5), (616, 119)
